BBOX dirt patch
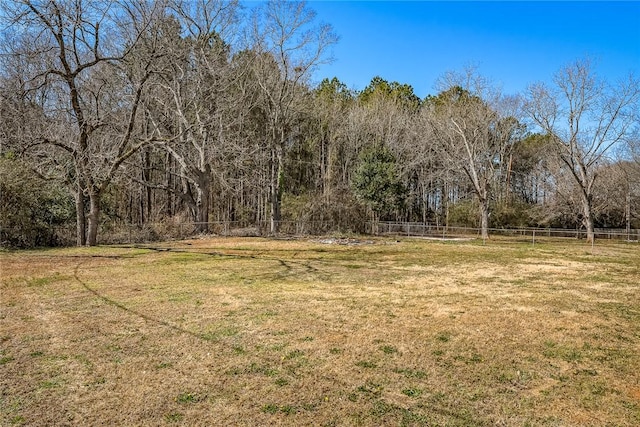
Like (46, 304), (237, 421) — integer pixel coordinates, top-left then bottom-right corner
(409, 235), (475, 241)
(313, 237), (375, 245)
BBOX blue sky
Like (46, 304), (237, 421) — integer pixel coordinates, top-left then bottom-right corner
(306, 1), (640, 98)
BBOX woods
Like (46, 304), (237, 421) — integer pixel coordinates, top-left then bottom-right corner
(1, 0), (639, 247)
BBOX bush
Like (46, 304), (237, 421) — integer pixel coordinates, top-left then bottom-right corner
(351, 144), (407, 220)
(490, 201), (538, 228)
(281, 188), (367, 234)
(0, 157), (73, 248)
(447, 200), (478, 228)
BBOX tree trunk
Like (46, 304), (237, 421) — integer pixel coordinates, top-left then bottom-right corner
(195, 193), (209, 233)
(144, 149), (152, 224)
(505, 152), (513, 206)
(442, 183), (449, 230)
(166, 152), (174, 217)
(75, 184), (86, 246)
(195, 167), (211, 233)
(626, 184), (631, 238)
(479, 198), (490, 240)
(86, 191), (101, 246)
(269, 147), (283, 234)
(581, 193), (595, 243)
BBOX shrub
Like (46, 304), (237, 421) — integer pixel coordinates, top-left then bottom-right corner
(0, 157), (73, 248)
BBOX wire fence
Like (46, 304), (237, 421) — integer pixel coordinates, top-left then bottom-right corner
(9, 220), (639, 247)
(46, 220), (358, 246)
(369, 221), (640, 243)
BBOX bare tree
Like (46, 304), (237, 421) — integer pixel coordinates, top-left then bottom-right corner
(1, 0), (166, 245)
(144, 1), (240, 232)
(248, 0), (337, 233)
(589, 161), (639, 230)
(524, 58), (640, 242)
(310, 77), (353, 198)
(426, 69), (522, 239)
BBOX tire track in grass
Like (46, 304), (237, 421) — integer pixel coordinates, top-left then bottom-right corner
(72, 258), (214, 342)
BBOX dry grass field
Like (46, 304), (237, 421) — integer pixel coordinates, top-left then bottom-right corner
(1, 236), (639, 426)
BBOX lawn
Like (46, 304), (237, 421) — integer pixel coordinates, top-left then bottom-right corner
(1, 236), (639, 426)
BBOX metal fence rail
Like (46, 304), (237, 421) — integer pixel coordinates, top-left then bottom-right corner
(25, 220), (640, 247)
(369, 221), (640, 242)
(45, 220), (357, 246)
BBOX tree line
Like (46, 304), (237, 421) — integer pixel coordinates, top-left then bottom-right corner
(1, 0), (639, 247)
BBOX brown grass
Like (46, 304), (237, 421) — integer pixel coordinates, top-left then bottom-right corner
(1, 237), (639, 426)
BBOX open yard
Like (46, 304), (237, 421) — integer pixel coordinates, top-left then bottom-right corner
(1, 236), (639, 426)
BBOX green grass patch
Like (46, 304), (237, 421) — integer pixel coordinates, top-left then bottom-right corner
(355, 360), (377, 369)
(380, 345), (398, 354)
(401, 387), (423, 398)
(176, 392), (204, 404)
(0, 356), (14, 365)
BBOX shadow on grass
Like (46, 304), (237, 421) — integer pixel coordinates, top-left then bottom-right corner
(70, 246), (327, 341)
(129, 244), (327, 281)
(72, 258), (215, 342)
